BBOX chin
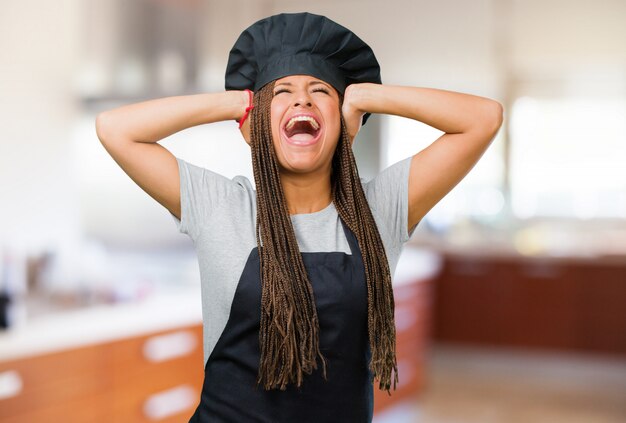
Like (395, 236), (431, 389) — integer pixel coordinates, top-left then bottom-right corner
(275, 136), (330, 175)
(278, 156), (328, 175)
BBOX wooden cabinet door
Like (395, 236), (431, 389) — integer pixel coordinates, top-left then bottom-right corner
(103, 324), (204, 422)
(0, 324), (205, 422)
(0, 345), (108, 421)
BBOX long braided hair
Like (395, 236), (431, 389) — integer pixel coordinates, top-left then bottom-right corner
(249, 79), (399, 394)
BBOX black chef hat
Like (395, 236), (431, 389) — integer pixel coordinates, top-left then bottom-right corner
(225, 12), (381, 126)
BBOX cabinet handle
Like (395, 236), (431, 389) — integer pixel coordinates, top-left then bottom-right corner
(0, 370), (23, 400)
(142, 330), (198, 363)
(143, 384), (196, 420)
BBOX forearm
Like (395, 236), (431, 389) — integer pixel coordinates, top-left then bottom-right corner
(96, 91), (248, 144)
(349, 83), (502, 134)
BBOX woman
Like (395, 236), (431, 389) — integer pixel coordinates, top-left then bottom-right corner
(96, 12), (502, 423)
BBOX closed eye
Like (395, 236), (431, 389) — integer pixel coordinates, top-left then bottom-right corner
(273, 87), (330, 96)
(273, 88), (290, 96)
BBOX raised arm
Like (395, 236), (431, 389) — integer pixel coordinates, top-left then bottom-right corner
(95, 91), (249, 220)
(342, 83), (504, 233)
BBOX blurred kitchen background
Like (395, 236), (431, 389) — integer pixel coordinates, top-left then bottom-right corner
(1, 0), (625, 422)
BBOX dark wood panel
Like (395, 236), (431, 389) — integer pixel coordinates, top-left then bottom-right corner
(434, 256), (503, 343)
(572, 263), (626, 353)
(432, 254), (626, 355)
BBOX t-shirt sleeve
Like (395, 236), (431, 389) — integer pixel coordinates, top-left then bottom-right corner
(362, 155), (417, 249)
(169, 157), (242, 240)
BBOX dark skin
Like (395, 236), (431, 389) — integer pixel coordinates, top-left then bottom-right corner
(239, 74), (363, 215)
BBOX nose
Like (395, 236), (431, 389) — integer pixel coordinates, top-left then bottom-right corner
(293, 90), (312, 108)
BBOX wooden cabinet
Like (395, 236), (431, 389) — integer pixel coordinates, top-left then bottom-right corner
(374, 276), (433, 413)
(432, 253), (626, 355)
(0, 324), (204, 423)
(0, 344), (107, 422)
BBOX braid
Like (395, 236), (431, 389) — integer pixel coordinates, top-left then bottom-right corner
(250, 81), (398, 394)
(251, 81), (326, 390)
(334, 105), (399, 394)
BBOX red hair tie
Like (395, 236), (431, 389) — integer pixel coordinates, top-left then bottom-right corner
(238, 89), (254, 129)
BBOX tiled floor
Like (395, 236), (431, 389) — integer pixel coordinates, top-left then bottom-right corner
(374, 343), (626, 423)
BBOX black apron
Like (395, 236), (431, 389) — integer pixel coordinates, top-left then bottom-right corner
(189, 219), (374, 422)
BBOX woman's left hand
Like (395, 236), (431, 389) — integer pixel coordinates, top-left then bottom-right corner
(341, 84), (366, 145)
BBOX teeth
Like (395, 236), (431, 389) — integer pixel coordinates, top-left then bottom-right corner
(285, 115), (320, 131)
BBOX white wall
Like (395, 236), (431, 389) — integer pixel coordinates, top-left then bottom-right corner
(0, 0), (83, 257)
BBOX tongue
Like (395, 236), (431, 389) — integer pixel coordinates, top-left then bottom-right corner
(285, 120), (319, 143)
(288, 133), (316, 143)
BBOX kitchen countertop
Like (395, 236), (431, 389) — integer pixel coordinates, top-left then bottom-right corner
(0, 287), (202, 362)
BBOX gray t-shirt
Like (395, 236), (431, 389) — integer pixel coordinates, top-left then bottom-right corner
(169, 156), (416, 366)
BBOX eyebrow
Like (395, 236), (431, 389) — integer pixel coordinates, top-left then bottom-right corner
(274, 81), (331, 89)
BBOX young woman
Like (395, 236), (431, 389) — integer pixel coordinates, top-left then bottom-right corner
(96, 12), (502, 423)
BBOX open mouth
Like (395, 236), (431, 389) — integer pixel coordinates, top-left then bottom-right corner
(282, 114), (321, 146)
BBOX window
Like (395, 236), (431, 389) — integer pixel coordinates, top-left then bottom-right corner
(382, 115), (506, 230)
(510, 96), (626, 219)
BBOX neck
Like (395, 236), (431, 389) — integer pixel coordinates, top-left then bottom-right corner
(280, 167), (333, 215)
